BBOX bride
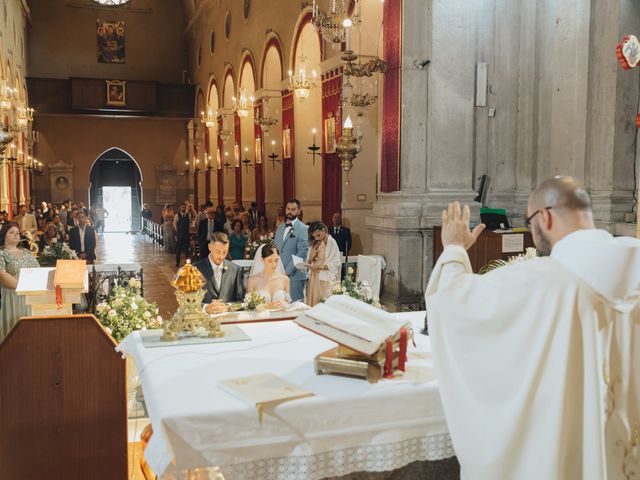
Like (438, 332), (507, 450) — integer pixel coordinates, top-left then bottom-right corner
(247, 242), (291, 310)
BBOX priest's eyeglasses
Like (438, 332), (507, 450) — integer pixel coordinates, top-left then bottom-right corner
(525, 207), (553, 228)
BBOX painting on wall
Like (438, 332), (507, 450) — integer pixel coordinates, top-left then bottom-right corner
(97, 19), (125, 64)
(282, 128), (292, 159)
(106, 80), (126, 106)
(254, 137), (262, 164)
(324, 115), (336, 154)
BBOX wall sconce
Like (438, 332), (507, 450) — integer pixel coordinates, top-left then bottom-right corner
(268, 140), (282, 170)
(241, 147), (254, 172)
(306, 127), (322, 166)
(335, 116), (358, 185)
(223, 152), (232, 173)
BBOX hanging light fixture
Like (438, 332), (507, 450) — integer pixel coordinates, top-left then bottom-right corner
(0, 79), (15, 112)
(254, 94), (279, 136)
(200, 107), (216, 128)
(232, 88), (254, 118)
(288, 54), (318, 99)
(311, 0), (361, 45)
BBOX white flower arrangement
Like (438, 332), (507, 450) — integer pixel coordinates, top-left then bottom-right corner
(327, 271), (382, 308)
(242, 291), (267, 311)
(96, 277), (162, 342)
(37, 240), (79, 266)
(478, 247), (539, 274)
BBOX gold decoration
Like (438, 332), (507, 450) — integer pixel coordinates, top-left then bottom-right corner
(335, 116), (358, 185)
(171, 259), (206, 292)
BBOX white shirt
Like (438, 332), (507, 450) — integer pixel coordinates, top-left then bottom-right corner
(79, 227), (86, 252)
(208, 256), (224, 289)
(283, 218), (299, 242)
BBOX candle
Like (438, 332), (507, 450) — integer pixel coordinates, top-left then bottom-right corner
(344, 116), (353, 129)
(343, 18), (352, 50)
(271, 140), (275, 153)
(312, 128), (316, 145)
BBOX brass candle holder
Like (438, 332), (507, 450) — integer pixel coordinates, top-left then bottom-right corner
(335, 117), (359, 185)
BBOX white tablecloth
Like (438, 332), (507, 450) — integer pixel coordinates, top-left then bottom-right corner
(117, 313), (451, 480)
(233, 257), (387, 269)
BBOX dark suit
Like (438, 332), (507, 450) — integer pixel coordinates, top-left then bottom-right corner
(197, 217), (216, 260)
(330, 226), (352, 257)
(248, 208), (259, 229)
(174, 212), (191, 266)
(192, 257), (244, 304)
(68, 225), (97, 262)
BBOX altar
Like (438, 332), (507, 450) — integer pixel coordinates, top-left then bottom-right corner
(118, 312), (454, 480)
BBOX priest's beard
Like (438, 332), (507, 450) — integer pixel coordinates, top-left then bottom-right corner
(531, 222), (552, 256)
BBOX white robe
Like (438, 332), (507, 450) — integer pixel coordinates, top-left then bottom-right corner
(425, 229), (640, 480)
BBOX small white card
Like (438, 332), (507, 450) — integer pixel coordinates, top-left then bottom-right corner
(292, 255), (306, 268)
(502, 234), (524, 253)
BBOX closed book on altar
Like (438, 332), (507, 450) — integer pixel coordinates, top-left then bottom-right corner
(16, 267), (55, 295)
(219, 373), (313, 407)
(295, 295), (410, 356)
(54, 259), (87, 289)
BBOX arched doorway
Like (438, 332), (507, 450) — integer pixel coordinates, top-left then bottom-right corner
(88, 148), (142, 232)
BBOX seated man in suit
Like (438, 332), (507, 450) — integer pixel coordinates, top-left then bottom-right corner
(193, 231), (244, 314)
(68, 211), (97, 263)
(197, 206), (217, 260)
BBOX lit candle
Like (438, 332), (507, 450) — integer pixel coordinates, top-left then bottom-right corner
(343, 18), (353, 50)
(271, 140), (276, 153)
(312, 70), (317, 83)
(312, 128), (317, 145)
(344, 116), (353, 129)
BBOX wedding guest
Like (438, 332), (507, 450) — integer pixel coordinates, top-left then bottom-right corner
(274, 199), (309, 302)
(52, 213), (65, 238)
(240, 212), (252, 239)
(228, 219), (246, 260)
(162, 205), (176, 253)
(197, 207), (217, 260)
(248, 201), (259, 229)
(38, 222), (60, 253)
(252, 214), (273, 242)
(192, 231), (244, 313)
(173, 203), (192, 267)
(214, 205), (227, 232)
(68, 211), (97, 263)
(141, 203), (153, 221)
(305, 221), (342, 306)
(66, 206), (79, 229)
(78, 201), (88, 215)
(0, 211), (6, 225)
(330, 212), (352, 258)
(13, 204), (37, 236)
(93, 203), (108, 233)
(273, 206), (286, 229)
(224, 209), (235, 235)
(0, 222), (40, 340)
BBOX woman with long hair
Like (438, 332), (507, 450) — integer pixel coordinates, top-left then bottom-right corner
(228, 219), (246, 260)
(273, 205), (286, 229)
(246, 242), (290, 309)
(252, 214), (273, 242)
(305, 221), (342, 306)
(0, 222), (40, 340)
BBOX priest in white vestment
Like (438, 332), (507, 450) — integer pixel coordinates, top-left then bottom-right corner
(425, 177), (640, 480)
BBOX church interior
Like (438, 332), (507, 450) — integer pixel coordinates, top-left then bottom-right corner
(0, 0), (639, 479)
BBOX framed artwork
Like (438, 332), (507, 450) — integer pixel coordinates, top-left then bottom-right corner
(254, 137), (262, 164)
(234, 144), (240, 166)
(97, 20), (125, 64)
(324, 116), (336, 154)
(106, 80), (126, 106)
(282, 128), (292, 159)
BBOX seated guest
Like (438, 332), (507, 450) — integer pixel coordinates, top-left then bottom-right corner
(0, 222), (40, 340)
(426, 177), (640, 479)
(305, 221), (342, 306)
(247, 242), (290, 309)
(197, 206), (217, 260)
(68, 211), (97, 263)
(252, 214), (273, 242)
(141, 203), (153, 221)
(228, 219), (246, 260)
(193, 232), (244, 314)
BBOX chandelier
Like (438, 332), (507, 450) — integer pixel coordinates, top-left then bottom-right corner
(200, 107), (216, 128)
(16, 106), (34, 128)
(289, 54), (317, 100)
(232, 89), (254, 118)
(0, 80), (15, 111)
(217, 111), (233, 143)
(311, 0), (361, 45)
(254, 95), (279, 135)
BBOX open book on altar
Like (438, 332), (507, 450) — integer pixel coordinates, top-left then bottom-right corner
(295, 295), (410, 356)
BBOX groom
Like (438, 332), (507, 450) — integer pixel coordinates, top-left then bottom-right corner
(275, 199), (309, 301)
(193, 231), (244, 314)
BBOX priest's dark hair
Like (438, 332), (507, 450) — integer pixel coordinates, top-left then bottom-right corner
(261, 242), (279, 259)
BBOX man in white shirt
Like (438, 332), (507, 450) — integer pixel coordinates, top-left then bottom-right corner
(426, 176), (640, 480)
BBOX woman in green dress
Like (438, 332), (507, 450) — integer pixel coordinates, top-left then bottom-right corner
(228, 219), (246, 260)
(0, 222), (40, 340)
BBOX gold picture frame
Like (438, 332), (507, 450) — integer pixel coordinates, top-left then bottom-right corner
(106, 80), (126, 106)
(324, 116), (336, 154)
(254, 137), (263, 164)
(282, 128), (292, 159)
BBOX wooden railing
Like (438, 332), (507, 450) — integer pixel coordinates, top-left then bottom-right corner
(142, 218), (163, 246)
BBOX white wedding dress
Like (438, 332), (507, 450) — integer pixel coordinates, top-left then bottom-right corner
(249, 245), (292, 304)
(254, 289), (291, 303)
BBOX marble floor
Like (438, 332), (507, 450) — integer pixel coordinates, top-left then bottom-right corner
(95, 232), (181, 318)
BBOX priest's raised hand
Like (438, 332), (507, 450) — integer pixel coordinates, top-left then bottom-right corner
(440, 201), (485, 250)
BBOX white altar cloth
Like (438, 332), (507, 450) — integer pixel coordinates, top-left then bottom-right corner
(117, 313), (452, 480)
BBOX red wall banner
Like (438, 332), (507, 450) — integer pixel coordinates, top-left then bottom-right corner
(281, 92), (295, 202)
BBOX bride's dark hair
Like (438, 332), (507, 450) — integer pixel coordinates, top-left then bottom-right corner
(261, 242), (279, 258)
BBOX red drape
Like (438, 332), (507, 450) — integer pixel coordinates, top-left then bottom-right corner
(204, 127), (211, 203)
(321, 69), (343, 226)
(234, 113), (242, 204)
(254, 103), (265, 214)
(217, 116), (224, 206)
(192, 123), (199, 207)
(381, 0), (402, 192)
(281, 92), (295, 202)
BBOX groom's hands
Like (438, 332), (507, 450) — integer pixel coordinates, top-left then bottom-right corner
(205, 300), (230, 314)
(441, 202), (485, 250)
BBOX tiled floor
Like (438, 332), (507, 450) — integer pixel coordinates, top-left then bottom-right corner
(95, 232), (180, 319)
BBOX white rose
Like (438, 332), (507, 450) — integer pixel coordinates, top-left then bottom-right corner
(96, 303), (108, 313)
(131, 303), (138, 310)
(51, 238), (57, 244)
(143, 311), (151, 319)
(341, 286), (347, 293)
(347, 267), (354, 275)
(156, 315), (163, 323)
(113, 298), (124, 307)
(108, 309), (117, 318)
